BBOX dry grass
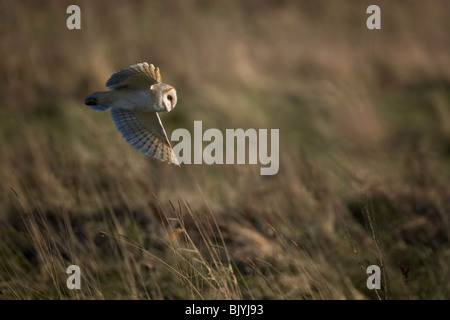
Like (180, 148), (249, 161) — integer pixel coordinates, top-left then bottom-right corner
(1, 0), (450, 299)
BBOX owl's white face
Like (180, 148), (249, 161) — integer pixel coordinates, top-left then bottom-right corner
(151, 84), (177, 112)
(162, 87), (177, 112)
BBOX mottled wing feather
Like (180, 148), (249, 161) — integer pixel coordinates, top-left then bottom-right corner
(106, 62), (162, 89)
(110, 108), (180, 166)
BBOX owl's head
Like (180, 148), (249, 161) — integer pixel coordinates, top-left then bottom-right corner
(151, 83), (177, 112)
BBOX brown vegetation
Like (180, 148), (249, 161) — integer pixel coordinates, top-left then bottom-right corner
(1, 0), (449, 299)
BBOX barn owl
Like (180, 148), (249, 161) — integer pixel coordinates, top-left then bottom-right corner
(84, 62), (180, 166)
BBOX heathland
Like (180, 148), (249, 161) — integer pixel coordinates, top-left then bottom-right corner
(1, 1), (449, 299)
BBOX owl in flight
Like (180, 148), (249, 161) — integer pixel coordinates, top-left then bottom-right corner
(84, 62), (180, 166)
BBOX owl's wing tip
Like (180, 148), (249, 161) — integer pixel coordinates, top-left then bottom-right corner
(161, 158), (181, 167)
(169, 156), (182, 167)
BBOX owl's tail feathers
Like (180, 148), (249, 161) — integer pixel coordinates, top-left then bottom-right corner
(84, 92), (111, 111)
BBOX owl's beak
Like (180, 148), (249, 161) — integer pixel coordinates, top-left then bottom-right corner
(165, 102), (174, 112)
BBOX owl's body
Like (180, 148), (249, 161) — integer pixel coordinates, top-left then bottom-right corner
(84, 62), (180, 165)
(89, 89), (152, 111)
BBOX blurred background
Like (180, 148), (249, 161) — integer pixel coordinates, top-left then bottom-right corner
(1, 0), (450, 299)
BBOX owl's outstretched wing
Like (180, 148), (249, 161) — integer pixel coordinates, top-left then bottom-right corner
(106, 62), (163, 89)
(110, 108), (180, 166)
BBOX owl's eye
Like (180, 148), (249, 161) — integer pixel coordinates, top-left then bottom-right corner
(167, 95), (173, 101)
